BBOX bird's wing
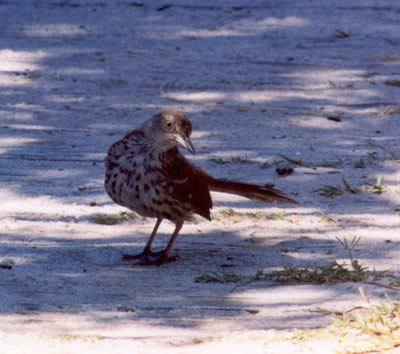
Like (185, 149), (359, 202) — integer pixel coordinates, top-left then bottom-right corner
(160, 148), (212, 220)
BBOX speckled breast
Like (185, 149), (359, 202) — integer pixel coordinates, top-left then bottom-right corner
(104, 142), (190, 221)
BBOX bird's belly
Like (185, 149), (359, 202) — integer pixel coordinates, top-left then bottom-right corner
(105, 165), (189, 221)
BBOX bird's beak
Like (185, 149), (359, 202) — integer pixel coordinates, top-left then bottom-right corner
(175, 135), (195, 155)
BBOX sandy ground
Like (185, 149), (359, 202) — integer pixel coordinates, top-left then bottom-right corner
(1, 0), (400, 353)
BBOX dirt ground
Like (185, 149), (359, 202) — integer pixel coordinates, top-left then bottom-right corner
(1, 1), (400, 353)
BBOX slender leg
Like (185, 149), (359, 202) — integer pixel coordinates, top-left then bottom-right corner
(155, 220), (184, 265)
(122, 218), (163, 262)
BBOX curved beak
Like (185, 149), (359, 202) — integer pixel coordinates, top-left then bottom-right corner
(175, 135), (195, 155)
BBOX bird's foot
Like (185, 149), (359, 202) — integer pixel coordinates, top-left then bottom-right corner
(122, 249), (163, 261)
(134, 253), (179, 266)
(154, 252), (179, 266)
(122, 249), (178, 266)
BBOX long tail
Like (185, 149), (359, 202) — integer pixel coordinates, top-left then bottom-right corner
(208, 178), (298, 204)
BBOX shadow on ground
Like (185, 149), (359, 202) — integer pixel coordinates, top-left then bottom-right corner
(0, 0), (399, 335)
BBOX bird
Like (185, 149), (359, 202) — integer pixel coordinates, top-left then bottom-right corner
(104, 109), (298, 265)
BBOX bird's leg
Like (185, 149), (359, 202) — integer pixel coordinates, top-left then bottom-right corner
(122, 218), (163, 263)
(155, 220), (184, 265)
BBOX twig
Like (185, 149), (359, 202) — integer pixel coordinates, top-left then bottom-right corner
(309, 306), (367, 316)
(365, 281), (400, 291)
(367, 139), (400, 160)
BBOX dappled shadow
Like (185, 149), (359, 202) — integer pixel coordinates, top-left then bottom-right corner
(0, 0), (400, 338)
(0, 222), (398, 331)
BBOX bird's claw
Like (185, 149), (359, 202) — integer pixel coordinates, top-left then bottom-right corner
(122, 249), (163, 261)
(122, 250), (178, 266)
(154, 254), (179, 266)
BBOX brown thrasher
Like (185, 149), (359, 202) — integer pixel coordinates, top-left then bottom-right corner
(105, 109), (297, 265)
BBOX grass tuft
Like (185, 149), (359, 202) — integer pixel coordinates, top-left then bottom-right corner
(363, 176), (386, 194)
(315, 184), (344, 197)
(353, 157), (365, 168)
(319, 212), (337, 223)
(371, 105), (400, 115)
(315, 177), (359, 197)
(277, 154), (312, 167)
(225, 292), (400, 353)
(255, 260), (368, 284)
(208, 155), (271, 169)
(194, 271), (245, 284)
(195, 260), (371, 286)
(266, 210), (286, 220)
(213, 208), (260, 222)
(213, 208), (286, 222)
(367, 139), (400, 161)
(195, 236), (394, 288)
(91, 211), (138, 225)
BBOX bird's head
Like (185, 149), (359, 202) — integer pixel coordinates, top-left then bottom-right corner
(143, 109), (195, 154)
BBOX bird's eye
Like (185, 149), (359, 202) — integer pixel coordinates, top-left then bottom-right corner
(165, 120), (172, 129)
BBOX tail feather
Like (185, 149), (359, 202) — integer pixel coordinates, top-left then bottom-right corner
(208, 178), (298, 205)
